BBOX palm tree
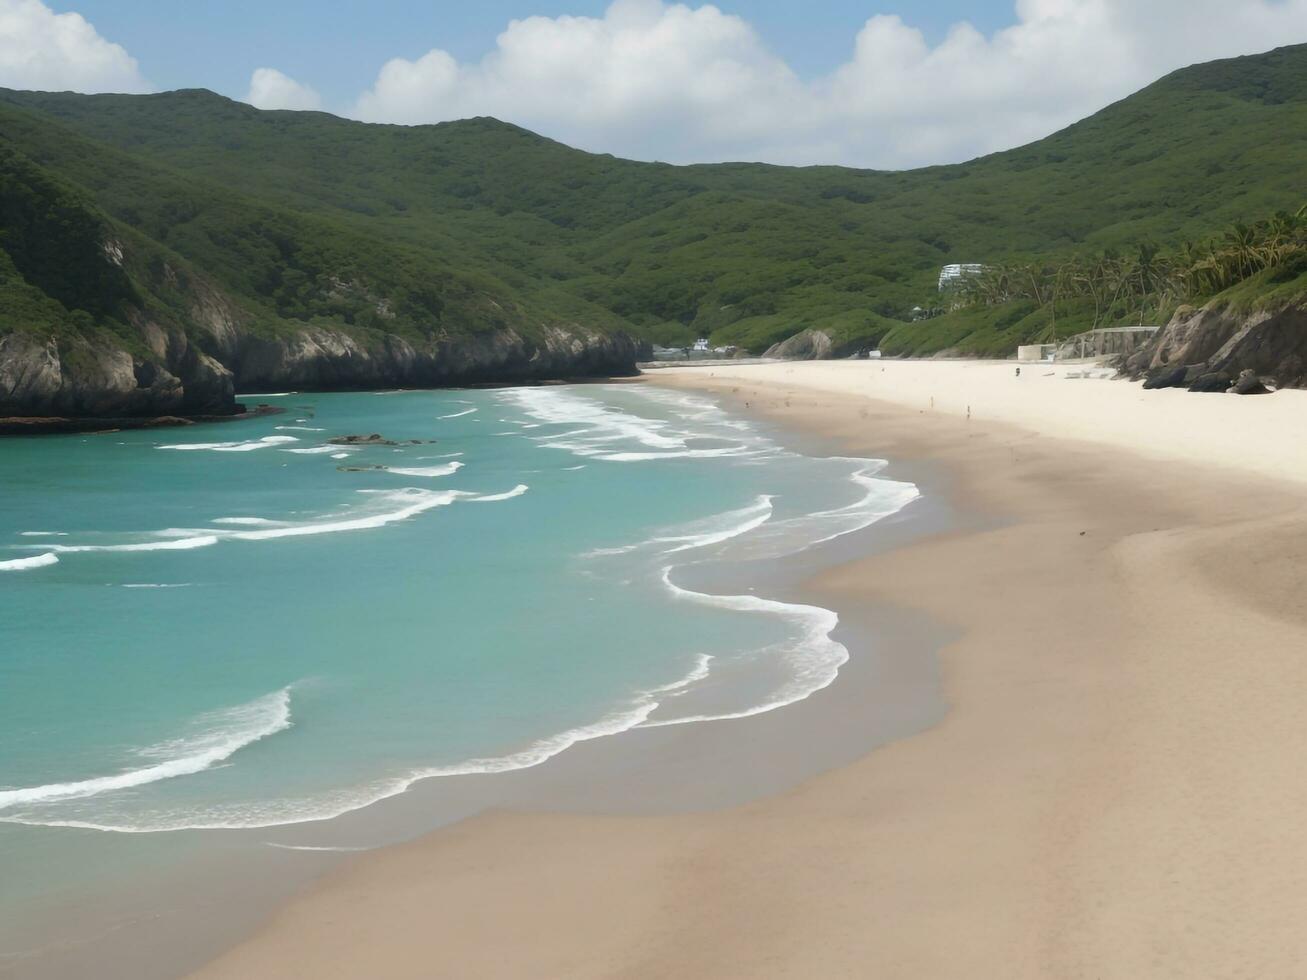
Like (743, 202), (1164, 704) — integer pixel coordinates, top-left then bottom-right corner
(1223, 222), (1260, 278)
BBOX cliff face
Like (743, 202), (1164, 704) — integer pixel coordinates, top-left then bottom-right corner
(0, 320), (642, 418)
(762, 328), (883, 360)
(233, 323), (643, 392)
(1124, 300), (1307, 390)
(763, 329), (835, 360)
(0, 118), (643, 422)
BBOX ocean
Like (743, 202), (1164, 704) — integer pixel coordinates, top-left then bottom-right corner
(0, 382), (916, 960)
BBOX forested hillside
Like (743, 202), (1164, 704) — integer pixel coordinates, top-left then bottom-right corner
(3, 44), (1307, 416)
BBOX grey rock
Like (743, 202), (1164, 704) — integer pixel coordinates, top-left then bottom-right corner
(329, 433), (399, 446)
(1, 314), (639, 420)
(1133, 299), (1307, 391)
(1232, 369), (1270, 395)
(1187, 372), (1234, 393)
(1141, 365), (1189, 389)
(764, 329), (833, 360)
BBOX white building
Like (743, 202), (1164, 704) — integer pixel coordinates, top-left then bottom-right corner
(938, 263), (986, 292)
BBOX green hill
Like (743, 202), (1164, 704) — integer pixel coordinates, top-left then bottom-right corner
(3, 44), (1307, 416)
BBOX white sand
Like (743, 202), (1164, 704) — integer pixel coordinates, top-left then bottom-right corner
(189, 365), (1307, 980)
(657, 359), (1307, 485)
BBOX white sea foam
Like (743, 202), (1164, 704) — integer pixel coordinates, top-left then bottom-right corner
(26, 484), (528, 567)
(0, 552), (59, 571)
(593, 445), (757, 463)
(0, 688), (293, 812)
(503, 385), (768, 465)
(0, 640), (713, 833)
(18, 531), (67, 537)
(466, 484), (528, 502)
(384, 461), (464, 478)
(285, 446), (343, 455)
(159, 436), (299, 453)
(643, 654), (714, 695)
(718, 462), (919, 563)
(121, 583), (192, 589)
(2, 386), (916, 834)
(237, 392), (295, 398)
(225, 489), (461, 541)
(640, 568), (846, 728)
(507, 388), (686, 449)
(275, 426), (325, 432)
(41, 536), (219, 554)
(264, 843), (375, 852)
(437, 406), (477, 420)
(586, 495), (774, 558)
(331, 453), (350, 459)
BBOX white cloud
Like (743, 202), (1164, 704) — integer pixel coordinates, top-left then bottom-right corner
(349, 0), (1307, 168)
(0, 0), (148, 93)
(245, 67), (322, 111)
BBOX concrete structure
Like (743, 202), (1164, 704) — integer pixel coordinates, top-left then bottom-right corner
(938, 263), (986, 291)
(1018, 344), (1056, 362)
(1056, 326), (1160, 361)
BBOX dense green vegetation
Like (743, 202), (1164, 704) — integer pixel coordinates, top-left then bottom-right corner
(883, 206), (1307, 356)
(3, 43), (1307, 358)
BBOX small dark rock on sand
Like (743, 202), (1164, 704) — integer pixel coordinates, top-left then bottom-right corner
(1231, 369), (1270, 395)
(1142, 365), (1190, 390)
(1187, 372), (1235, 393)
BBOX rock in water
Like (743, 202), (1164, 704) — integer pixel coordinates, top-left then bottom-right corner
(329, 433), (398, 446)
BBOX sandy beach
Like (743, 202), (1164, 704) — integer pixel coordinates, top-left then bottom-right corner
(187, 360), (1307, 979)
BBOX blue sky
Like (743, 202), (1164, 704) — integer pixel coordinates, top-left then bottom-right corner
(46, 1), (1010, 105)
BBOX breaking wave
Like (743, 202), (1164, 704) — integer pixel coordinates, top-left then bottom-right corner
(0, 688), (293, 813)
(0, 552), (59, 571)
(158, 436), (299, 453)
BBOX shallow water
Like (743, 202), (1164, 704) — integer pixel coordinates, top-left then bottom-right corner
(0, 384), (915, 932)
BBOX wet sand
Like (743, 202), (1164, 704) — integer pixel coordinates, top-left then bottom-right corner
(185, 363), (1307, 979)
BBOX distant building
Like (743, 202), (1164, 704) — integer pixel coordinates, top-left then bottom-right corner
(938, 263), (986, 292)
(692, 338), (710, 352)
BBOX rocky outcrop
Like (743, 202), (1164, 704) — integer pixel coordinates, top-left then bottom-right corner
(0, 331), (209, 417)
(1123, 300), (1307, 392)
(764, 329), (834, 360)
(233, 323), (642, 392)
(1232, 369), (1270, 395)
(0, 317), (642, 420)
(0, 315), (235, 418)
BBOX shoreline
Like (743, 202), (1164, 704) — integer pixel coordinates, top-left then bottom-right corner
(183, 361), (1307, 978)
(4, 382), (957, 980)
(0, 372), (646, 437)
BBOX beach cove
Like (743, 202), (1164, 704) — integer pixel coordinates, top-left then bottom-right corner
(2, 378), (941, 979)
(180, 360), (1307, 979)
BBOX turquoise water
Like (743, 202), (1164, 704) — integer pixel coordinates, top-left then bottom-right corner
(0, 383), (915, 911)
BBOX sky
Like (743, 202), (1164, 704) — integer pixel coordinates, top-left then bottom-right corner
(5, 0), (1307, 169)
